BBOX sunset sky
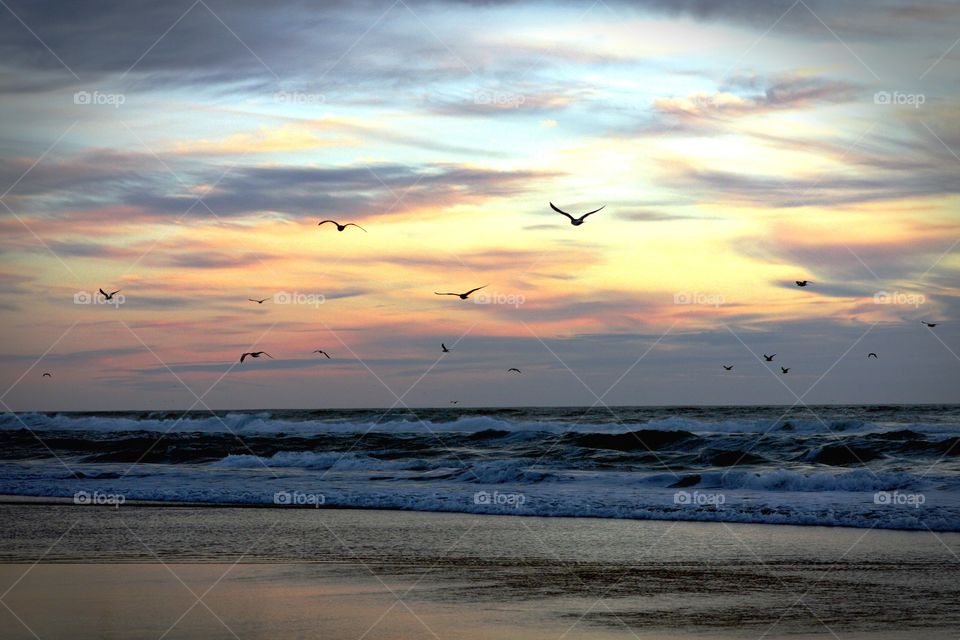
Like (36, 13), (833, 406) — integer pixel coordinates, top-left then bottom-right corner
(1, 0), (958, 410)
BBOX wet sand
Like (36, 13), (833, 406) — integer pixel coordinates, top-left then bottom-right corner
(1, 502), (958, 639)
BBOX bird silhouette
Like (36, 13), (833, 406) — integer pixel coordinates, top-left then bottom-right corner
(435, 285), (487, 300)
(42, 372), (52, 378)
(248, 297), (269, 304)
(507, 368), (522, 373)
(795, 280), (810, 287)
(868, 353), (878, 359)
(781, 367), (790, 374)
(313, 350), (331, 359)
(441, 343), (450, 353)
(318, 220), (366, 232)
(764, 354), (776, 361)
(922, 321), (937, 328)
(99, 288), (121, 300)
(723, 365), (733, 371)
(550, 202), (605, 226)
(450, 400), (459, 404)
(240, 351), (273, 363)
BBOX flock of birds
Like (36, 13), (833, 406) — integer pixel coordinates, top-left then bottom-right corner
(40, 204), (943, 385)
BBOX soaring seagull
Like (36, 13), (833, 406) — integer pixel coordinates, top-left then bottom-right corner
(435, 285), (487, 300)
(318, 220), (366, 232)
(99, 288), (121, 300)
(550, 202), (605, 226)
(507, 368), (522, 373)
(441, 343), (450, 353)
(313, 350), (331, 359)
(868, 353), (878, 359)
(240, 351), (273, 363)
(723, 365), (733, 371)
(248, 297), (269, 304)
(795, 280), (810, 287)
(763, 354), (776, 362)
(922, 321), (937, 328)
(781, 367), (790, 374)
(42, 372), (52, 378)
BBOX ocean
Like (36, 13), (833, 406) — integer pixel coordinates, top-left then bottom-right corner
(2, 405), (958, 531)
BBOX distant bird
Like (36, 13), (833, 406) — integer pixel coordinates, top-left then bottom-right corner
(240, 351), (273, 363)
(435, 285), (487, 300)
(763, 354), (776, 362)
(922, 321), (937, 328)
(99, 288), (121, 300)
(867, 353), (878, 359)
(550, 202), (605, 226)
(723, 365), (733, 371)
(318, 220), (366, 232)
(42, 372), (51, 378)
(441, 343), (450, 353)
(507, 368), (522, 373)
(248, 297), (269, 304)
(781, 367), (790, 374)
(795, 281), (810, 287)
(450, 400), (459, 404)
(313, 350), (331, 359)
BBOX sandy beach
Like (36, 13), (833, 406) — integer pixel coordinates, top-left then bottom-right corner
(2, 502), (958, 639)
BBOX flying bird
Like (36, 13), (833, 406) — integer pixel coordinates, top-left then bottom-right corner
(42, 372), (51, 378)
(550, 202), (605, 226)
(313, 350), (331, 359)
(441, 343), (450, 353)
(248, 297), (269, 304)
(868, 353), (878, 359)
(723, 365), (733, 371)
(450, 400), (459, 404)
(507, 368), (522, 373)
(781, 367), (790, 374)
(240, 351), (273, 363)
(763, 354), (776, 362)
(922, 321), (937, 328)
(435, 285), (487, 300)
(795, 281), (810, 287)
(318, 220), (366, 232)
(99, 288), (121, 300)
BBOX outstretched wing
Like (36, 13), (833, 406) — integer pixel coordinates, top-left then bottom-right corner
(240, 353), (248, 363)
(344, 223), (367, 232)
(99, 288), (108, 296)
(549, 202), (576, 221)
(435, 292), (458, 296)
(577, 205), (605, 221)
(318, 220), (338, 227)
(262, 352), (274, 359)
(464, 285), (488, 296)
(110, 289), (121, 296)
